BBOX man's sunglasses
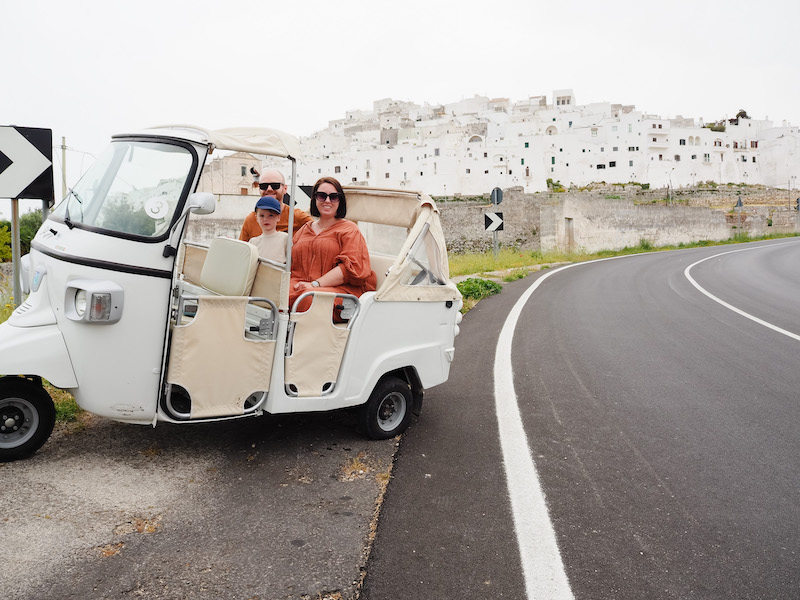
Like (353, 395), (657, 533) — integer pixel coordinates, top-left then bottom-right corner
(314, 192), (341, 203)
(259, 182), (283, 191)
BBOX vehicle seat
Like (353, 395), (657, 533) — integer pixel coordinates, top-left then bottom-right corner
(200, 237), (259, 296)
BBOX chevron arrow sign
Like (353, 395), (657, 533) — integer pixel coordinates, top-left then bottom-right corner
(0, 126), (54, 201)
(484, 211), (504, 232)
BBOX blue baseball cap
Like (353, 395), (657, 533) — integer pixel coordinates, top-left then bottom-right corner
(255, 196), (282, 214)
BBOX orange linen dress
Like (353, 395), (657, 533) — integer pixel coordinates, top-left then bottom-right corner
(289, 219), (377, 309)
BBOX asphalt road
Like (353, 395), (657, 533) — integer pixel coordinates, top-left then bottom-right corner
(5, 238), (799, 599)
(2, 411), (396, 600)
(365, 238), (800, 599)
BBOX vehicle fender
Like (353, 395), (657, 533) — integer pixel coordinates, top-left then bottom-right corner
(0, 322), (78, 388)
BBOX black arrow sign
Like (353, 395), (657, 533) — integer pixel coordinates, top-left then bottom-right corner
(0, 126), (54, 202)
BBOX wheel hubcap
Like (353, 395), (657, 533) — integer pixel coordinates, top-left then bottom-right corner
(377, 391), (406, 431)
(0, 399), (38, 448)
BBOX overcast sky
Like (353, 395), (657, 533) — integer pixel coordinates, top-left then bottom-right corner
(2, 0), (798, 216)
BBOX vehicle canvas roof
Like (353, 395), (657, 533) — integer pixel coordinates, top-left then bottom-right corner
(115, 125), (304, 161)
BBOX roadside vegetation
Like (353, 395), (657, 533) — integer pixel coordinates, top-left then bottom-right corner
(452, 231), (800, 312)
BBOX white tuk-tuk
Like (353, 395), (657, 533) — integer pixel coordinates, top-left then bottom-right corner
(0, 126), (462, 461)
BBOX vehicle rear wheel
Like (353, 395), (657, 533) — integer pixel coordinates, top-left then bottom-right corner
(0, 378), (56, 461)
(359, 376), (412, 440)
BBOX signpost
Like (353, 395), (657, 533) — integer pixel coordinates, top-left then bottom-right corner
(486, 187), (504, 259)
(0, 126), (54, 308)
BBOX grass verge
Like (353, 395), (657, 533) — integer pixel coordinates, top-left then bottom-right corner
(449, 232), (799, 277)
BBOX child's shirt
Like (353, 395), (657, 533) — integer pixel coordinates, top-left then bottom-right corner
(249, 230), (288, 263)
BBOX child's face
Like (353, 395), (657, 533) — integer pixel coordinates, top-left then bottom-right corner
(256, 208), (280, 232)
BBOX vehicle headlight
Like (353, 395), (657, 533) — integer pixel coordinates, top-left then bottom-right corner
(65, 280), (124, 324)
(74, 289), (87, 317)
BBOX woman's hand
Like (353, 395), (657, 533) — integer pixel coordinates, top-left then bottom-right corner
(293, 280), (315, 292)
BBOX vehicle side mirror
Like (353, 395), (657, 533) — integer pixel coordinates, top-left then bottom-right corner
(186, 192), (216, 215)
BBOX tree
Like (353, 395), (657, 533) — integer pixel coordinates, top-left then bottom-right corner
(735, 109), (750, 120)
(0, 210), (44, 258)
(0, 224), (11, 262)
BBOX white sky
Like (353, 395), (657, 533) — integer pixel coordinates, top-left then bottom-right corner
(2, 0), (798, 217)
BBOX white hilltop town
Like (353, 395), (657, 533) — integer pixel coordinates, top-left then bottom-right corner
(199, 89), (800, 197)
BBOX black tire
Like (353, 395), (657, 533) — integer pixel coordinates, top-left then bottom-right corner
(359, 376), (412, 440)
(0, 377), (56, 462)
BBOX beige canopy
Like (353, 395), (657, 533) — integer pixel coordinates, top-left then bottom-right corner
(139, 125), (304, 160)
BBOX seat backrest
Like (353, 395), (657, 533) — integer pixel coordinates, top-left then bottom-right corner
(200, 237), (259, 296)
(370, 253), (396, 290)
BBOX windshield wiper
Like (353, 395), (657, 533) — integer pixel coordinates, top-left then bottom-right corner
(64, 187), (84, 229)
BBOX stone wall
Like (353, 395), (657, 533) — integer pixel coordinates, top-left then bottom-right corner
(182, 186), (799, 253)
(437, 186), (799, 253)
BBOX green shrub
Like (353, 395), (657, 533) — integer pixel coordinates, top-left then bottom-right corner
(457, 277), (502, 300)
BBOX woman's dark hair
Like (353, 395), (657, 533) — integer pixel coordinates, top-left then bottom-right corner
(310, 176), (347, 218)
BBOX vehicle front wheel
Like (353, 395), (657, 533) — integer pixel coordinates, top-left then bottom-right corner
(0, 378), (56, 461)
(359, 376), (412, 440)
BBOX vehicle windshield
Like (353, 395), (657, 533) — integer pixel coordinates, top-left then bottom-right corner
(52, 140), (195, 238)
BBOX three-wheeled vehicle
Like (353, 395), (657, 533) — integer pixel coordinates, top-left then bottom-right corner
(0, 126), (462, 460)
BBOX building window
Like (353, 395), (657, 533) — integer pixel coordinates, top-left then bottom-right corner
(241, 166), (247, 176)
(609, 161), (616, 167)
(385, 172), (390, 178)
(591, 128), (598, 137)
(674, 155), (681, 161)
(484, 152), (488, 158)
(679, 139), (686, 145)
(484, 170), (489, 174)
(366, 171), (370, 177)
(400, 157), (404, 163)
(334, 166), (341, 173)
(520, 158), (524, 165)
(420, 171), (423, 176)
(752, 156), (756, 162)
(569, 121), (573, 128)
(613, 147), (618, 152)
(653, 137), (658, 142)
(524, 142), (529, 148)
(629, 160), (633, 167)
(466, 168), (470, 174)
(387, 158), (391, 164)
(435, 148), (440, 156)
(597, 164), (606, 169)
(704, 153), (710, 162)
(658, 154), (663, 161)
(366, 159), (371, 168)
(750, 141), (758, 148)
(691, 155), (697, 160)
(742, 156), (747, 162)
(551, 157), (555, 164)
(658, 124), (663, 129)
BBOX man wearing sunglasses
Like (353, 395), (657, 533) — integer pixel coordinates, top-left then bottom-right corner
(239, 169), (312, 242)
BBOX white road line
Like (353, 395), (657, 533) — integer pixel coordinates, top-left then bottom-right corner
(494, 263), (578, 599)
(684, 243), (800, 342)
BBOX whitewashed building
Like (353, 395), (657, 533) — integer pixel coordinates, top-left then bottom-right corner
(296, 90), (800, 195)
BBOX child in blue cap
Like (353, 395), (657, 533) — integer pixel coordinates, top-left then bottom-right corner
(248, 196), (288, 263)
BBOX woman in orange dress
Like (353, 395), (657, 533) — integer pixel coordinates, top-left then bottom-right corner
(289, 177), (376, 310)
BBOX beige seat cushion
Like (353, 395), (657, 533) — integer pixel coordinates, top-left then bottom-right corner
(201, 238), (259, 296)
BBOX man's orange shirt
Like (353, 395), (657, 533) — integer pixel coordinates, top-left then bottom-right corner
(239, 204), (312, 241)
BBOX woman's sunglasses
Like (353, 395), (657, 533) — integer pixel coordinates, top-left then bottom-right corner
(314, 192), (341, 203)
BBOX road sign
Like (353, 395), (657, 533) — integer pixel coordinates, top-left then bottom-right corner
(491, 187), (503, 205)
(485, 211), (504, 232)
(0, 126), (54, 202)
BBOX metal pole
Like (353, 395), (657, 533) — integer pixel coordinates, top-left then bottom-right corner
(11, 198), (21, 308)
(61, 136), (67, 200)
